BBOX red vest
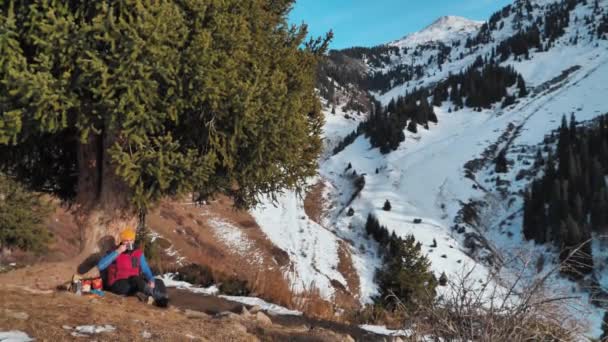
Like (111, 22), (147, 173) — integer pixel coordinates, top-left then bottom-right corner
(106, 249), (143, 287)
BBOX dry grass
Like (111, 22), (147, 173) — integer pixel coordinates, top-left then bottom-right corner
(337, 242), (360, 300)
(303, 182), (326, 225)
(249, 270), (294, 308)
(249, 271), (340, 322)
(292, 283), (336, 320)
(332, 241), (362, 319)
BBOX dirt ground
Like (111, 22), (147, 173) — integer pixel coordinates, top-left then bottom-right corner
(303, 182), (326, 225)
(0, 286), (256, 341)
(0, 286), (388, 342)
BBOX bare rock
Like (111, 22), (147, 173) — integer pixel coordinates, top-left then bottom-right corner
(255, 311), (272, 326)
(184, 309), (209, 319)
(248, 305), (262, 314)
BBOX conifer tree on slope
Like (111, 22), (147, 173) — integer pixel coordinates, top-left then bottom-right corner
(0, 1), (330, 254)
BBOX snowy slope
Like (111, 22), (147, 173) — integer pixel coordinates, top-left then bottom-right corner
(251, 190), (347, 299)
(252, 0), (608, 337)
(249, 103), (368, 300)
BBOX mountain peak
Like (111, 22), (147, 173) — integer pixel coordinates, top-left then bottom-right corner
(430, 15), (478, 28)
(391, 15), (483, 48)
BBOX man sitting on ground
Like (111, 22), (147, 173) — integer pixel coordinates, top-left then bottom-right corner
(97, 228), (168, 307)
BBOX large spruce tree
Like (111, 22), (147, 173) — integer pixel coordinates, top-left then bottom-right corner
(0, 1), (330, 251)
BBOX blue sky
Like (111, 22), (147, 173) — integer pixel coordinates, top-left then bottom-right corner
(288, 0), (513, 50)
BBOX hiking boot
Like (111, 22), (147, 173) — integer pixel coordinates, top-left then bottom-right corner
(155, 296), (169, 308)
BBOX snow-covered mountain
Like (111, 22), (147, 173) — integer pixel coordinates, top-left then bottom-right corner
(391, 15), (483, 48)
(253, 0), (608, 337)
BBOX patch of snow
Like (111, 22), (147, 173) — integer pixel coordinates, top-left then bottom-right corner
(218, 295), (302, 316)
(359, 324), (410, 336)
(0, 331), (34, 342)
(160, 274), (220, 295)
(71, 325), (116, 336)
(207, 217), (263, 265)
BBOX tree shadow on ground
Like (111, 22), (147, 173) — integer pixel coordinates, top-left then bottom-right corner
(77, 235), (116, 275)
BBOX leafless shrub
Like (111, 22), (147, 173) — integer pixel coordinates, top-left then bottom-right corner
(387, 242), (592, 341)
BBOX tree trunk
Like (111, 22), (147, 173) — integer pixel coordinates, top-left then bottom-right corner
(0, 132), (138, 288)
(75, 131), (136, 259)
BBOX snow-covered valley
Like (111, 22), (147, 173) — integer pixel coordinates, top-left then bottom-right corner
(250, 0), (608, 338)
